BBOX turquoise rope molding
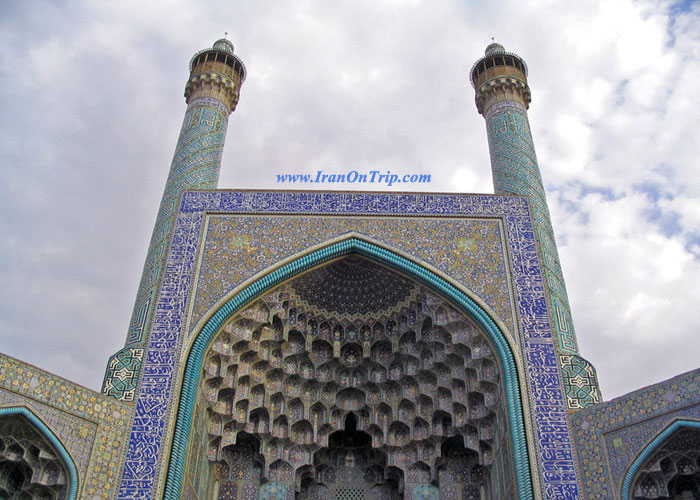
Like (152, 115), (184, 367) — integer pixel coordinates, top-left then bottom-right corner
(162, 237), (534, 500)
(621, 419), (700, 500)
(0, 406), (79, 500)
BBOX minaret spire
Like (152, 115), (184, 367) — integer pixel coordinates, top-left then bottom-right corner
(102, 38), (246, 400)
(471, 43), (601, 409)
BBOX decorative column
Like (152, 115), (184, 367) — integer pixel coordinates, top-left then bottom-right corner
(471, 42), (601, 409)
(102, 38), (246, 400)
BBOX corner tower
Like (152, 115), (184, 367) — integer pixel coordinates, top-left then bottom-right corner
(102, 38), (246, 400)
(471, 42), (601, 409)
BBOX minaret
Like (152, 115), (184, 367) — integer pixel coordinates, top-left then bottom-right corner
(102, 38), (246, 400)
(471, 42), (601, 409)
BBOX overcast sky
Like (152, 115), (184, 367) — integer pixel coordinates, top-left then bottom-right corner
(1, 0), (698, 401)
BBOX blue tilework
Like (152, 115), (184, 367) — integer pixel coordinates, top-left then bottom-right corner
(621, 419), (700, 500)
(411, 483), (439, 500)
(124, 97), (229, 349)
(189, 215), (514, 341)
(485, 100), (601, 409)
(180, 190), (530, 215)
(116, 191), (580, 500)
(258, 481), (287, 500)
(570, 368), (700, 500)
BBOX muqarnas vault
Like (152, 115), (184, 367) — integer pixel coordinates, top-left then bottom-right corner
(1, 38), (699, 500)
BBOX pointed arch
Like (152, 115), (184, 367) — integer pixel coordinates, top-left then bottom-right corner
(0, 405), (79, 500)
(622, 418), (700, 500)
(163, 236), (533, 500)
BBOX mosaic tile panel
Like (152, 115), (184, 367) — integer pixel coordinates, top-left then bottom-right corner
(0, 353), (132, 500)
(116, 191), (581, 500)
(411, 483), (439, 500)
(570, 368), (700, 500)
(102, 347), (144, 401)
(124, 97), (230, 348)
(560, 355), (601, 409)
(179, 190), (530, 215)
(218, 482), (237, 500)
(190, 215), (514, 341)
(259, 481), (286, 499)
(0, 391), (95, 477)
(502, 210), (581, 500)
(485, 100), (600, 409)
(438, 443), (484, 499)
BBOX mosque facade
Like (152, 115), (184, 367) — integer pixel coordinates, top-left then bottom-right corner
(0, 38), (698, 500)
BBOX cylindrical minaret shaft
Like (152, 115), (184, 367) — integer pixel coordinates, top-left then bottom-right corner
(102, 38), (245, 400)
(471, 43), (601, 409)
(125, 38), (246, 346)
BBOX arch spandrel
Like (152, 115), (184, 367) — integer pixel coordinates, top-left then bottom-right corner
(185, 231), (520, 361)
(167, 237), (534, 500)
(186, 216), (519, 345)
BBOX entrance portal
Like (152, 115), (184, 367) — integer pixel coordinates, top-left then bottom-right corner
(182, 255), (516, 499)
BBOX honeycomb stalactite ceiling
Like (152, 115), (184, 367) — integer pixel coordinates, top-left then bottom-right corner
(289, 255), (415, 316)
(632, 428), (700, 500)
(0, 415), (68, 500)
(296, 413), (401, 499)
(196, 255), (511, 496)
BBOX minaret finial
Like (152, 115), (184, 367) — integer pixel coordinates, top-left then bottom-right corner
(224, 31), (228, 39)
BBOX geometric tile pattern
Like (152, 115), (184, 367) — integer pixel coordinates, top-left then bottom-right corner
(259, 481), (286, 499)
(570, 367), (700, 500)
(560, 354), (602, 409)
(0, 353), (133, 500)
(0, 392), (97, 484)
(189, 215), (514, 341)
(436, 439), (484, 500)
(485, 100), (601, 409)
(289, 255), (415, 314)
(101, 347), (144, 401)
(411, 483), (439, 500)
(122, 37), (245, 352)
(124, 96), (230, 348)
(116, 191), (581, 500)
